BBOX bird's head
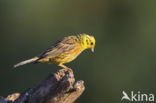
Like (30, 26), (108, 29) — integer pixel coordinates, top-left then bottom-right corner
(78, 33), (96, 52)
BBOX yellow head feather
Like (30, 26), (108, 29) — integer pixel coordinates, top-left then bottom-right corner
(77, 33), (96, 52)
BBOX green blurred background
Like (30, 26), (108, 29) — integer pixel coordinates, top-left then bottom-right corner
(1, 0), (156, 103)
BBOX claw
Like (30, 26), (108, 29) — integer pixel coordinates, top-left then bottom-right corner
(59, 64), (72, 71)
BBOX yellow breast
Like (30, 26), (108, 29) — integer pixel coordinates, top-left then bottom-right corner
(38, 43), (83, 65)
(51, 45), (82, 65)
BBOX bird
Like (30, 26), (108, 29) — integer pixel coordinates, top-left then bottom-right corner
(14, 33), (96, 70)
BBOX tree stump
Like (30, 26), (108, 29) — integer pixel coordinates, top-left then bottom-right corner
(0, 68), (85, 103)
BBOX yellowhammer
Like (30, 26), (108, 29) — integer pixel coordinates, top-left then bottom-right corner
(14, 33), (95, 70)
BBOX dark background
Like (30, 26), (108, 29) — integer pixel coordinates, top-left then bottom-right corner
(1, 0), (156, 103)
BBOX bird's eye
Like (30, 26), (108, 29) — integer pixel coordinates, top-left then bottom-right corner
(91, 42), (93, 45)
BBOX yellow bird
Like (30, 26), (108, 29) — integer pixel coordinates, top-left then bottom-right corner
(14, 33), (96, 70)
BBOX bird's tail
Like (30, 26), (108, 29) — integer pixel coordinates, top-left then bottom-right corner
(13, 57), (39, 68)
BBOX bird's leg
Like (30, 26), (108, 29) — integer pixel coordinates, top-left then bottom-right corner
(59, 64), (72, 71)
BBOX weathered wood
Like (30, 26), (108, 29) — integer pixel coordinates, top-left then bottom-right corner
(1, 68), (85, 103)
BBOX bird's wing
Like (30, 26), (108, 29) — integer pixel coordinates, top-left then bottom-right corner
(37, 37), (76, 60)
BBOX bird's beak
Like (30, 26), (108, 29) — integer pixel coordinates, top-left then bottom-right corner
(91, 47), (94, 52)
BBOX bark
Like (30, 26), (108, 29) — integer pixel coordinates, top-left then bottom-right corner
(0, 68), (85, 103)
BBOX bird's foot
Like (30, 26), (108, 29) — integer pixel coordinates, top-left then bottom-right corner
(64, 67), (72, 72)
(59, 64), (73, 72)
